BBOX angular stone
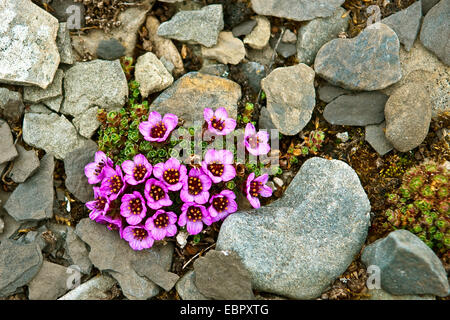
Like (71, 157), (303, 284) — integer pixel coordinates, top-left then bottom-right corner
(216, 157), (371, 299)
(43, 96), (63, 113)
(362, 230), (450, 297)
(365, 122), (393, 156)
(72, 107), (101, 139)
(56, 22), (74, 64)
(270, 35), (297, 58)
(0, 119), (18, 165)
(202, 31), (246, 65)
(250, 0), (345, 22)
(0, 0), (60, 89)
(26, 103), (52, 115)
(261, 64), (315, 135)
(8, 145), (40, 183)
(135, 52), (173, 98)
(363, 289), (435, 300)
(246, 44), (275, 68)
(314, 23), (402, 91)
(132, 259), (179, 292)
(194, 250), (254, 300)
(0, 88), (24, 123)
(297, 8), (350, 65)
(232, 20), (257, 37)
(323, 92), (388, 126)
(157, 4), (224, 47)
(28, 261), (69, 300)
(199, 63), (230, 78)
(176, 271), (210, 300)
(258, 107), (277, 131)
(282, 29), (297, 43)
(4, 154), (54, 222)
(239, 62), (266, 93)
(96, 39), (126, 61)
(317, 83), (351, 103)
(151, 72), (240, 127)
(244, 16), (271, 50)
(63, 227), (92, 275)
(422, 0), (440, 14)
(58, 275), (117, 300)
(23, 69), (64, 103)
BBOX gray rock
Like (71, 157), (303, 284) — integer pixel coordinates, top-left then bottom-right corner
(258, 107), (277, 131)
(0, 119), (18, 165)
(4, 154), (54, 222)
(0, 192), (20, 242)
(28, 261), (69, 300)
(297, 8), (350, 65)
(135, 52), (174, 98)
(0, 239), (43, 297)
(385, 82), (432, 152)
(282, 29), (297, 43)
(362, 230), (450, 297)
(244, 16), (271, 50)
(216, 157), (371, 299)
(23, 112), (86, 160)
(8, 145), (40, 183)
(232, 20), (257, 37)
(317, 83), (351, 103)
(63, 227), (92, 275)
(0, 88), (25, 123)
(194, 250), (254, 300)
(363, 289), (436, 300)
(202, 31), (246, 65)
(96, 39), (126, 61)
(23, 69), (64, 103)
(151, 72), (240, 127)
(420, 0), (450, 65)
(381, 1), (422, 52)
(323, 92), (388, 126)
(0, 0), (60, 89)
(422, 0), (440, 14)
(132, 259), (179, 292)
(239, 62), (266, 93)
(251, 0), (345, 21)
(75, 218), (174, 300)
(61, 60), (128, 117)
(246, 44), (275, 68)
(49, 0), (85, 27)
(58, 274), (117, 300)
(72, 107), (101, 139)
(43, 96), (63, 113)
(365, 122), (393, 156)
(199, 64), (230, 78)
(315, 23), (402, 91)
(63, 142), (97, 203)
(261, 64), (316, 135)
(0, 217), (3, 234)
(16, 225), (48, 251)
(26, 103), (52, 115)
(157, 4), (224, 47)
(270, 35), (297, 58)
(176, 271), (210, 300)
(56, 23), (74, 64)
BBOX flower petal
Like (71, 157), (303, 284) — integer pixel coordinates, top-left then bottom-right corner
(214, 107), (229, 120)
(203, 108), (214, 122)
(221, 164), (236, 182)
(187, 221), (203, 235)
(259, 185), (273, 198)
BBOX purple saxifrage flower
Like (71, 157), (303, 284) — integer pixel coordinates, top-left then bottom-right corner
(96, 214), (124, 238)
(201, 149), (236, 183)
(139, 111), (178, 143)
(121, 154), (152, 185)
(122, 225), (154, 250)
(120, 191), (147, 225)
(204, 107), (236, 136)
(208, 190), (238, 222)
(180, 167), (212, 204)
(86, 187), (111, 221)
(179, 202), (212, 235)
(145, 210), (178, 240)
(84, 151), (113, 184)
(100, 165), (127, 200)
(244, 122), (270, 156)
(144, 178), (173, 210)
(153, 157), (187, 191)
(246, 173), (272, 209)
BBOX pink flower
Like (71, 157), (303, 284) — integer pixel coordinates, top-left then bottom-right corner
(204, 107), (236, 136)
(100, 165), (127, 201)
(122, 225), (154, 250)
(180, 167), (212, 204)
(144, 178), (173, 210)
(145, 210), (178, 240)
(201, 149), (236, 183)
(120, 191), (147, 225)
(139, 111), (178, 143)
(121, 154), (152, 185)
(178, 202), (212, 235)
(84, 151), (113, 184)
(153, 157), (187, 191)
(244, 123), (270, 156)
(208, 190), (238, 222)
(96, 214), (124, 238)
(86, 187), (111, 221)
(245, 173), (272, 209)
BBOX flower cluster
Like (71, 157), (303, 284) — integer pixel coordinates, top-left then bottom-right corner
(85, 108), (273, 250)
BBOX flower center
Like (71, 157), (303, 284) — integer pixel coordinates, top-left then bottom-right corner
(128, 198), (143, 215)
(207, 162), (224, 177)
(150, 184), (165, 201)
(249, 181), (262, 198)
(188, 177), (203, 195)
(210, 116), (225, 131)
(247, 135), (260, 149)
(94, 160), (105, 176)
(187, 206), (202, 222)
(107, 223), (117, 231)
(109, 174), (123, 193)
(212, 196), (229, 213)
(133, 164), (147, 181)
(133, 228), (148, 241)
(95, 197), (107, 210)
(150, 121), (167, 139)
(163, 168), (180, 185)
(154, 213), (169, 229)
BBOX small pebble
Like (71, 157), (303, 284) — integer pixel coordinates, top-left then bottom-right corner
(336, 132), (349, 142)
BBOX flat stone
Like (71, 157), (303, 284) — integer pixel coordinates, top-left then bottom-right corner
(216, 157), (371, 299)
(244, 16), (271, 50)
(194, 250), (254, 300)
(365, 122), (393, 156)
(26, 103), (52, 115)
(232, 20), (257, 37)
(362, 289), (436, 300)
(132, 259), (179, 292)
(239, 62), (266, 93)
(43, 96), (63, 113)
(0, 88), (24, 123)
(199, 63), (230, 78)
(151, 72), (240, 127)
(96, 39), (126, 61)
(420, 0), (450, 65)
(422, 0), (440, 14)
(28, 261), (69, 300)
(8, 145), (40, 183)
(317, 83), (351, 103)
(202, 31), (246, 65)
(246, 44), (275, 68)
(282, 29), (297, 43)
(323, 92), (388, 126)
(362, 230), (450, 297)
(157, 4), (224, 47)
(75, 218), (174, 300)
(0, 239), (43, 297)
(270, 35), (297, 58)
(176, 271), (210, 300)
(63, 141), (97, 203)
(0, 0), (60, 89)
(0, 119), (18, 165)
(4, 154), (54, 222)
(72, 107), (101, 139)
(58, 274), (118, 300)
(23, 69), (64, 103)
(135, 52), (173, 98)
(56, 22), (74, 64)
(250, 0), (345, 22)
(315, 23), (402, 91)
(297, 8), (349, 65)
(63, 227), (92, 275)
(258, 107), (277, 131)
(385, 81), (432, 152)
(0, 192), (20, 242)
(261, 64), (315, 135)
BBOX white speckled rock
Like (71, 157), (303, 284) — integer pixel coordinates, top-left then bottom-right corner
(23, 69), (64, 103)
